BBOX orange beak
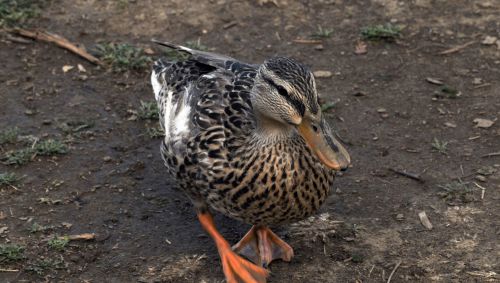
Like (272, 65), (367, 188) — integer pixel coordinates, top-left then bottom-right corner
(297, 119), (350, 171)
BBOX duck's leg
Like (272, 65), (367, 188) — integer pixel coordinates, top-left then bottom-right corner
(233, 226), (294, 267)
(197, 212), (269, 283)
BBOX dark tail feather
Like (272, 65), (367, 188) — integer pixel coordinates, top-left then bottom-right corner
(151, 39), (241, 69)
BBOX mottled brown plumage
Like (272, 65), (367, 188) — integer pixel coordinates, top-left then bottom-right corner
(151, 41), (350, 282)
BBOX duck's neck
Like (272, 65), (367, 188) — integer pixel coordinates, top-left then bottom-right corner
(252, 111), (296, 145)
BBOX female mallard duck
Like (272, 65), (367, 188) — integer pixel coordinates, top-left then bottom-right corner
(151, 40), (350, 283)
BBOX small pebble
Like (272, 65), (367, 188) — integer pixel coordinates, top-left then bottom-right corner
(313, 70), (333, 78)
(475, 175), (486, 182)
(103, 156), (112, 162)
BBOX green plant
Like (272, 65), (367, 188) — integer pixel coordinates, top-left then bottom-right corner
(3, 148), (34, 165)
(0, 244), (24, 263)
(311, 25), (334, 39)
(26, 258), (65, 275)
(437, 85), (460, 99)
(48, 236), (69, 251)
(0, 127), (19, 144)
(438, 181), (474, 204)
(361, 24), (401, 41)
(0, 172), (20, 187)
(95, 43), (152, 72)
(138, 101), (159, 120)
(0, 0), (45, 27)
(146, 126), (165, 138)
(184, 39), (209, 51)
(320, 101), (337, 112)
(431, 138), (448, 155)
(34, 139), (68, 155)
(59, 120), (95, 134)
(29, 222), (54, 233)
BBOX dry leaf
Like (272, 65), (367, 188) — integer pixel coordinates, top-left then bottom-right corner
(472, 78), (483, 85)
(418, 211), (433, 230)
(354, 41), (367, 55)
(143, 48), (154, 55)
(313, 70), (332, 78)
(77, 64), (86, 73)
(444, 122), (457, 128)
(62, 65), (74, 73)
(481, 35), (497, 45)
(474, 118), (494, 128)
(426, 77), (444, 85)
(61, 222), (73, 228)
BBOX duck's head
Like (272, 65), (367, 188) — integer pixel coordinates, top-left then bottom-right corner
(252, 57), (350, 171)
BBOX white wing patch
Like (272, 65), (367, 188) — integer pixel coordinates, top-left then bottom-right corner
(152, 69), (193, 143)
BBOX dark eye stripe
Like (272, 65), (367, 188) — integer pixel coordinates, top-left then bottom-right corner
(262, 75), (305, 116)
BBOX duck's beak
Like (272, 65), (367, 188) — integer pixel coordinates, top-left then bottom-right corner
(297, 118), (350, 171)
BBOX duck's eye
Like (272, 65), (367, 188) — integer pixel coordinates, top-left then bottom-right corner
(275, 85), (288, 97)
(311, 124), (319, 133)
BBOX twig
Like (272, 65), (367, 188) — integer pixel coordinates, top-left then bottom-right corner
(368, 265), (375, 278)
(292, 38), (323, 44)
(418, 211), (433, 230)
(223, 21), (238, 29)
(481, 152), (500, 158)
(389, 168), (423, 182)
(0, 268), (19, 272)
(387, 260), (402, 283)
(9, 28), (101, 65)
(5, 34), (32, 44)
(473, 182), (487, 200)
(66, 233), (96, 241)
(473, 83), (491, 89)
(438, 40), (475, 55)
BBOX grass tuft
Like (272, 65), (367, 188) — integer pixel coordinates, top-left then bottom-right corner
(438, 181), (474, 204)
(26, 258), (65, 275)
(35, 139), (68, 155)
(361, 24), (401, 41)
(311, 26), (334, 39)
(0, 127), (19, 145)
(95, 43), (152, 72)
(3, 148), (34, 165)
(184, 39), (209, 51)
(431, 138), (448, 155)
(0, 0), (45, 27)
(29, 222), (55, 234)
(0, 244), (24, 263)
(48, 236), (69, 251)
(163, 39), (208, 61)
(0, 172), (21, 187)
(2, 139), (68, 166)
(138, 101), (159, 120)
(146, 126), (165, 138)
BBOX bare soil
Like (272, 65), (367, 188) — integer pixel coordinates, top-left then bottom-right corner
(1, 0), (499, 282)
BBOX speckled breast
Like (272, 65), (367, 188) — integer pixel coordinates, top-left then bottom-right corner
(203, 139), (336, 226)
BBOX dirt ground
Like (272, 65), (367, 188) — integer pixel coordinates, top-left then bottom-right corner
(1, 0), (499, 282)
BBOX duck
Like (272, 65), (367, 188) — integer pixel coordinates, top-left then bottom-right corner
(151, 40), (350, 283)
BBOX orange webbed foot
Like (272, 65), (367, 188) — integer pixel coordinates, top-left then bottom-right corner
(197, 212), (269, 283)
(220, 248), (269, 283)
(233, 226), (294, 267)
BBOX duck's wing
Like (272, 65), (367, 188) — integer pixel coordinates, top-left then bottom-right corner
(151, 52), (257, 179)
